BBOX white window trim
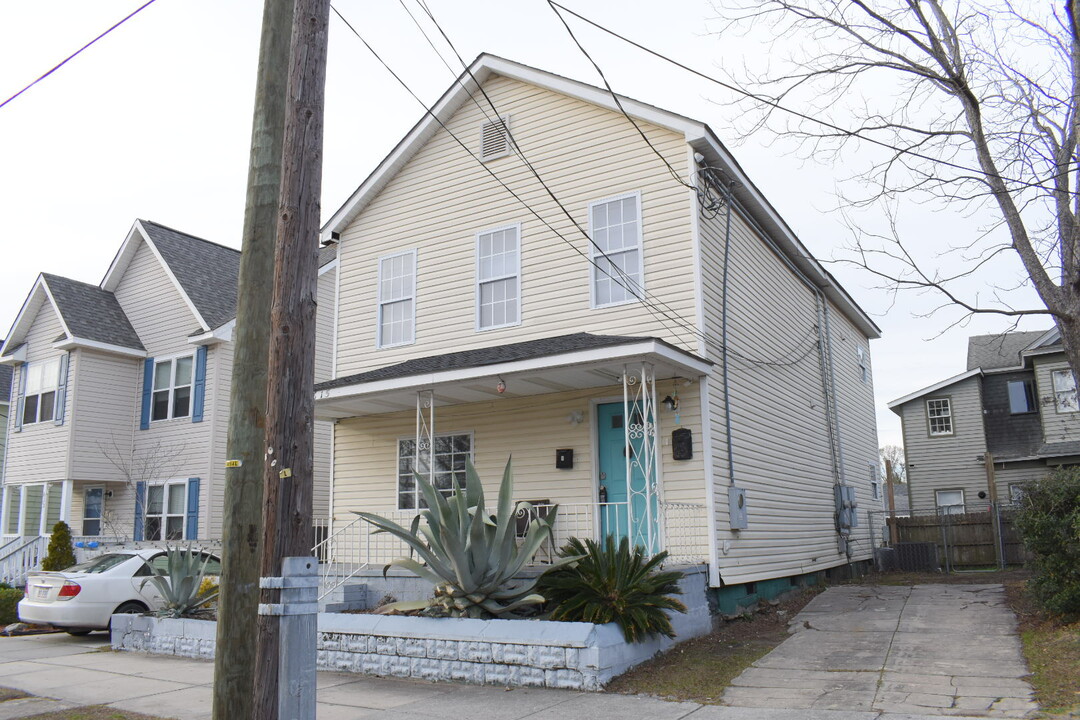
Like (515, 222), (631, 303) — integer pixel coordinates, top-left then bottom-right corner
(82, 485), (105, 537)
(868, 461), (880, 501)
(376, 249), (417, 349)
(475, 222), (522, 332)
(588, 190), (645, 309)
(396, 431), (474, 510)
(21, 357), (61, 426)
(926, 397), (954, 436)
(1051, 368), (1078, 414)
(2, 482), (64, 536)
(935, 489), (965, 514)
(856, 346), (870, 384)
(144, 479), (189, 542)
(150, 352), (195, 423)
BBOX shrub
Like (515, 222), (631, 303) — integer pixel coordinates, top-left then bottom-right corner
(0, 587), (23, 625)
(1013, 467), (1080, 616)
(538, 536), (687, 643)
(141, 545), (220, 618)
(41, 521), (77, 571)
(355, 458), (577, 618)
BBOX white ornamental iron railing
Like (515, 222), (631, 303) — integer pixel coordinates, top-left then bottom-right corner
(0, 536), (47, 587)
(313, 500), (708, 599)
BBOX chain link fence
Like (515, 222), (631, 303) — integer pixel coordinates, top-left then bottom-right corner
(866, 501), (1028, 573)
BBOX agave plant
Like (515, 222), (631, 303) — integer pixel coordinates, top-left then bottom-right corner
(140, 544), (219, 618)
(354, 458), (577, 618)
(538, 536), (687, 642)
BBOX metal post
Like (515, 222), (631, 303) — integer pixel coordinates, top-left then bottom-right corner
(259, 556), (319, 720)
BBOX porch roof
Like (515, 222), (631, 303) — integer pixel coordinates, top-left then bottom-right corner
(314, 332), (712, 419)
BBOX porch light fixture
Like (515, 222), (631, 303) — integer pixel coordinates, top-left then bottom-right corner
(497, 376), (506, 394)
(662, 395), (679, 412)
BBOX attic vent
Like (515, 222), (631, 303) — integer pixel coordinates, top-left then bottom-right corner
(480, 115), (511, 161)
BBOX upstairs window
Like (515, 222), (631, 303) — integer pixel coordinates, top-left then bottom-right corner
(476, 224), (520, 330)
(152, 356), (193, 421)
(378, 251), (416, 348)
(590, 192), (643, 307)
(397, 434), (472, 510)
(1007, 379), (1036, 414)
(856, 347), (870, 384)
(21, 357), (60, 425)
(1051, 369), (1078, 413)
(926, 398), (953, 436)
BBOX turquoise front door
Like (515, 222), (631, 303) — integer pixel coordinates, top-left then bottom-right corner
(597, 402), (658, 552)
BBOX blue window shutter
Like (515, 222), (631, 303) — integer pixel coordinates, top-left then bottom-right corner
(53, 352), (70, 426)
(13, 364), (26, 433)
(186, 478), (200, 540)
(140, 357), (154, 430)
(134, 481), (146, 541)
(192, 346), (207, 423)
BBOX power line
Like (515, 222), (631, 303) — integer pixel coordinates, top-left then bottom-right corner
(546, 0), (1073, 198)
(0, 0), (159, 112)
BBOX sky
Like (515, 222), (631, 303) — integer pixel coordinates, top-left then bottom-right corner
(0, 0), (1052, 448)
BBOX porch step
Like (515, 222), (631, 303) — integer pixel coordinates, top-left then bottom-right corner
(318, 582), (368, 613)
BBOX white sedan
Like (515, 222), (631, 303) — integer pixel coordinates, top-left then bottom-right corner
(18, 547), (220, 635)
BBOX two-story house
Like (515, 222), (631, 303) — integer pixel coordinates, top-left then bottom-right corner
(888, 328), (1076, 513)
(313, 54), (882, 605)
(0, 220), (337, 561)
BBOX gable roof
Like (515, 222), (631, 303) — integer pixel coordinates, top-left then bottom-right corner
(321, 53), (879, 340)
(887, 368), (981, 413)
(966, 331), (1047, 371)
(41, 274), (143, 351)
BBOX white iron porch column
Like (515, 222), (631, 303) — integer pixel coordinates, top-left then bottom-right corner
(415, 390), (434, 488)
(623, 362), (659, 553)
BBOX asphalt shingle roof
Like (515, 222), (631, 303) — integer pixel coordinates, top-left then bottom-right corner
(316, 332), (701, 391)
(966, 331), (1047, 371)
(140, 220), (241, 330)
(42, 273), (144, 351)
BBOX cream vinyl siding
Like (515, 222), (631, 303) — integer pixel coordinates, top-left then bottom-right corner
(334, 75), (696, 378)
(113, 241), (202, 355)
(69, 350), (139, 482)
(900, 376), (988, 513)
(1032, 357), (1080, 444)
(312, 266), (336, 519)
(699, 201), (857, 584)
(5, 301), (73, 485)
(331, 384), (704, 529)
(204, 340), (232, 537)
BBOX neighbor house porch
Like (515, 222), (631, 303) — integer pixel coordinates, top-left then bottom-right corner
(314, 333), (715, 595)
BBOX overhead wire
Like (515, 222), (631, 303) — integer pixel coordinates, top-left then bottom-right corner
(0, 0), (159, 111)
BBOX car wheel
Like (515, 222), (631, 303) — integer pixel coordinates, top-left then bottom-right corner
(66, 630), (92, 636)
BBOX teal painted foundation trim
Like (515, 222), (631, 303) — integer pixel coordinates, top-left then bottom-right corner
(710, 570), (826, 616)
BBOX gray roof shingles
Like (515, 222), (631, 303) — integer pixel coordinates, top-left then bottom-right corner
(966, 331), (1047, 371)
(42, 273), (144, 351)
(316, 332), (703, 391)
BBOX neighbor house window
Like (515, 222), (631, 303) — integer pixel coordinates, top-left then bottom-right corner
(590, 192), (643, 307)
(21, 357), (60, 425)
(926, 398), (953, 436)
(857, 347), (870, 384)
(378, 250), (416, 348)
(1051, 369), (1078, 413)
(151, 356), (193, 421)
(476, 224), (520, 330)
(144, 481), (187, 541)
(869, 464), (880, 500)
(1009, 484), (1026, 504)
(397, 433), (472, 510)
(1007, 380), (1036, 414)
(935, 489), (965, 514)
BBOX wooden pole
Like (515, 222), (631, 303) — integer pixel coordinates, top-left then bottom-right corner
(885, 459), (899, 545)
(212, 2), (293, 718)
(984, 451), (1003, 568)
(253, 0), (330, 716)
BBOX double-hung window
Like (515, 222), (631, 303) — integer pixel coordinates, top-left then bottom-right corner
(151, 356), (193, 421)
(144, 481), (187, 541)
(378, 250), (416, 348)
(589, 192), (643, 307)
(476, 224), (520, 330)
(1051, 369), (1078, 413)
(21, 357), (60, 425)
(397, 433), (472, 509)
(926, 398), (953, 436)
(1007, 379), (1036, 414)
(936, 489), (965, 515)
(856, 347), (870, 384)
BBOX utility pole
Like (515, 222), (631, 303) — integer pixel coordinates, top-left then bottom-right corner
(885, 459), (899, 545)
(253, 0), (330, 716)
(213, 1), (293, 718)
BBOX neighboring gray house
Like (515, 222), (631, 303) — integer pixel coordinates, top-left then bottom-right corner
(0, 219), (337, 552)
(888, 329), (1074, 513)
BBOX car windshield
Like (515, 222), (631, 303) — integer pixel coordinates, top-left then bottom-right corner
(63, 553), (135, 574)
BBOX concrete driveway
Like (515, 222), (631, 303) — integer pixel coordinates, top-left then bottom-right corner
(722, 584), (1038, 717)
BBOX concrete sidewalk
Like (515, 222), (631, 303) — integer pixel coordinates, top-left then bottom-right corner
(0, 618), (1025, 720)
(723, 584), (1037, 718)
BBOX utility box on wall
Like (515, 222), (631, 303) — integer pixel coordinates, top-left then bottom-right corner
(672, 428), (692, 460)
(555, 449), (573, 469)
(729, 486), (748, 530)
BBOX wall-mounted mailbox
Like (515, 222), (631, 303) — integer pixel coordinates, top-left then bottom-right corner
(729, 486), (748, 530)
(672, 428), (693, 460)
(556, 449), (574, 469)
